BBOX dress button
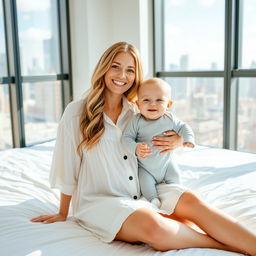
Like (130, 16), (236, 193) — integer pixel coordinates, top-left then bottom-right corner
(129, 176), (133, 180)
(133, 196), (137, 200)
(123, 155), (128, 160)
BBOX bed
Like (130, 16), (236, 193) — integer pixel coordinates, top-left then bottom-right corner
(0, 141), (255, 256)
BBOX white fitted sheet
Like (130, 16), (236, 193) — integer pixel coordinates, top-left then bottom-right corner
(0, 141), (255, 256)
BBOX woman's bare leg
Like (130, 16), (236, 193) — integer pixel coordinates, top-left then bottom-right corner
(160, 213), (204, 233)
(115, 208), (240, 252)
(173, 191), (256, 255)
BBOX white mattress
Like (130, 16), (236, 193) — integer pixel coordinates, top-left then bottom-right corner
(0, 141), (255, 256)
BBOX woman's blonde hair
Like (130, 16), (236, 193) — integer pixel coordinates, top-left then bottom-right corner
(77, 42), (143, 154)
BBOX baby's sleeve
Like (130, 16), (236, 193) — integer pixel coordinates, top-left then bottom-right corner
(49, 109), (81, 196)
(121, 115), (139, 155)
(171, 114), (195, 147)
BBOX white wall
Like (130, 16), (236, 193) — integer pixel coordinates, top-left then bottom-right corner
(69, 0), (153, 100)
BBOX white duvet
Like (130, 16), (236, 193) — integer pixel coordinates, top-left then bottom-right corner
(0, 141), (255, 256)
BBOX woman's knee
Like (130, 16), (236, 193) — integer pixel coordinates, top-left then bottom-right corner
(174, 191), (204, 216)
(116, 208), (166, 244)
(181, 191), (202, 205)
(143, 214), (166, 244)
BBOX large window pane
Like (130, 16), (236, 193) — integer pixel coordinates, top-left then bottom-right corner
(0, 85), (12, 150)
(163, 77), (223, 147)
(163, 0), (224, 71)
(237, 78), (256, 153)
(16, 0), (60, 75)
(0, 1), (8, 77)
(240, 0), (256, 69)
(22, 81), (62, 145)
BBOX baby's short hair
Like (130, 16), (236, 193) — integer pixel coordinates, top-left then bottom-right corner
(138, 78), (172, 98)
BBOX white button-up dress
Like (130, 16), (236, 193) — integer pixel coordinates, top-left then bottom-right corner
(49, 97), (187, 242)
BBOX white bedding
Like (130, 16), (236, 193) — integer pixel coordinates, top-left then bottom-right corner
(0, 141), (255, 256)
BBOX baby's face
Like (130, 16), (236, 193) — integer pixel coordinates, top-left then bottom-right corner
(136, 82), (172, 120)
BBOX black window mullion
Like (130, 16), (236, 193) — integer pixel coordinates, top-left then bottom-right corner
(233, 69), (256, 77)
(3, 0), (25, 148)
(21, 74), (69, 83)
(157, 71), (225, 78)
(153, 0), (165, 73)
(223, 0), (238, 150)
(58, 0), (73, 111)
(234, 0), (242, 69)
(0, 77), (14, 84)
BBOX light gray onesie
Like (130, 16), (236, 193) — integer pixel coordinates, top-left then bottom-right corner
(122, 112), (195, 202)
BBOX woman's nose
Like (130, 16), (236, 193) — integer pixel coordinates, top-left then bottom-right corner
(118, 69), (126, 78)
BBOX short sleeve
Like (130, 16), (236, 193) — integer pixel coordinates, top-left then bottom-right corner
(49, 106), (81, 196)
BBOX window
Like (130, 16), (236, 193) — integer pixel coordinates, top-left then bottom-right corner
(163, 0), (225, 71)
(0, 0), (72, 150)
(164, 77), (223, 147)
(240, 0), (256, 69)
(0, 0), (12, 150)
(154, 0), (256, 153)
(16, 0), (61, 75)
(237, 79), (256, 152)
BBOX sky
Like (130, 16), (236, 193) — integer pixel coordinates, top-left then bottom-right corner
(0, 0), (256, 72)
(164, 0), (256, 70)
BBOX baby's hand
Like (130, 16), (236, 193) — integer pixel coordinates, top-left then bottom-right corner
(136, 142), (152, 159)
(183, 142), (194, 148)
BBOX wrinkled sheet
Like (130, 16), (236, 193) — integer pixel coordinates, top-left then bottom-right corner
(0, 141), (255, 256)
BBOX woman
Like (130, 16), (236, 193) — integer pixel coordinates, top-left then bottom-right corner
(31, 42), (256, 255)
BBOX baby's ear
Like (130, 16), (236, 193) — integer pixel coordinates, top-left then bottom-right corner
(136, 100), (140, 108)
(167, 100), (173, 109)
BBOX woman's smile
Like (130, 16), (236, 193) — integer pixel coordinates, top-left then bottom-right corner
(112, 79), (126, 86)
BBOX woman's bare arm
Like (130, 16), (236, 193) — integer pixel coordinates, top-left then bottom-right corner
(30, 193), (72, 224)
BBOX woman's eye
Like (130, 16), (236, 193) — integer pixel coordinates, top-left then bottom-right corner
(111, 65), (119, 69)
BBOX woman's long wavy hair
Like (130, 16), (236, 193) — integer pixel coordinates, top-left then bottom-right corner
(77, 42), (143, 155)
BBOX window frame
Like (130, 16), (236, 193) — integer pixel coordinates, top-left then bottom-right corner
(153, 0), (256, 151)
(0, 0), (72, 148)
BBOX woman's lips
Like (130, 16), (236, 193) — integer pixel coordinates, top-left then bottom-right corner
(112, 80), (126, 86)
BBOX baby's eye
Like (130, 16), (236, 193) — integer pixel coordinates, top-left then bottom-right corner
(143, 99), (149, 102)
(156, 99), (164, 102)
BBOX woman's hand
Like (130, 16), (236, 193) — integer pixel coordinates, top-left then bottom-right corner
(31, 193), (71, 224)
(30, 213), (67, 224)
(151, 130), (183, 154)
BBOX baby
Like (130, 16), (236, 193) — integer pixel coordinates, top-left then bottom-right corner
(122, 78), (195, 207)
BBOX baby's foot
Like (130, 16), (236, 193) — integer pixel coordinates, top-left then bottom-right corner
(151, 198), (161, 208)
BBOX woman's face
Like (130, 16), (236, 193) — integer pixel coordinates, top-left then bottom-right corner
(104, 52), (136, 97)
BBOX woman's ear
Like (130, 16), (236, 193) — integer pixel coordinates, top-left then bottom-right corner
(167, 100), (173, 109)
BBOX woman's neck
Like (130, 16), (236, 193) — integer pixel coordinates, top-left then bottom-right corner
(104, 93), (123, 124)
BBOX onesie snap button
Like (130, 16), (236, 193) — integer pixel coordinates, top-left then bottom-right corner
(123, 155), (128, 160)
(133, 195), (137, 200)
(129, 176), (133, 180)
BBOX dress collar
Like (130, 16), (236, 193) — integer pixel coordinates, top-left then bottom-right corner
(103, 97), (133, 126)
